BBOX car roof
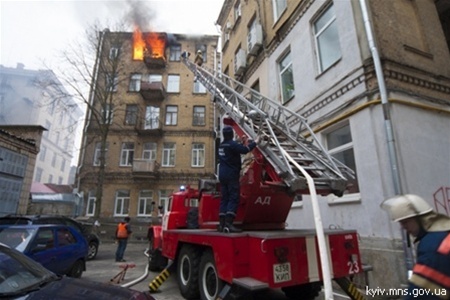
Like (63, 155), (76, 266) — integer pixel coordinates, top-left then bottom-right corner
(0, 224), (73, 229)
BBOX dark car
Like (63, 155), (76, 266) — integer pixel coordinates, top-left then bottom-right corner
(0, 243), (156, 300)
(0, 224), (88, 278)
(0, 214), (100, 260)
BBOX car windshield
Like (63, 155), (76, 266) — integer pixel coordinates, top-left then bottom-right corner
(0, 245), (57, 295)
(0, 228), (37, 252)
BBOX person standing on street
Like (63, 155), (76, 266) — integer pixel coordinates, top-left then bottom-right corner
(115, 217), (132, 262)
(218, 125), (259, 233)
(381, 194), (450, 299)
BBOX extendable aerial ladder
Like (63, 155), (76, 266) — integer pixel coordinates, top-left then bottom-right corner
(182, 53), (354, 197)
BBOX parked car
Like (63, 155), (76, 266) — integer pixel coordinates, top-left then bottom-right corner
(0, 214), (100, 260)
(0, 243), (156, 300)
(0, 224), (88, 278)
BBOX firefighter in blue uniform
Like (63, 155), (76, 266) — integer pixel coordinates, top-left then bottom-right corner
(218, 125), (259, 233)
(381, 194), (450, 299)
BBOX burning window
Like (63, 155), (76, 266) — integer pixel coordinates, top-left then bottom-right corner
(133, 28), (166, 61)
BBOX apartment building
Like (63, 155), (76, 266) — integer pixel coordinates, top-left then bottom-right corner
(0, 125), (44, 215)
(0, 64), (83, 185)
(216, 0), (450, 289)
(77, 31), (219, 221)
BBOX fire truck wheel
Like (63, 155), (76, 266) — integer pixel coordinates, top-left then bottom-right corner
(281, 282), (321, 300)
(199, 250), (224, 300)
(177, 244), (201, 300)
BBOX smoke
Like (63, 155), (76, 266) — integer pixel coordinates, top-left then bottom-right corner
(123, 0), (156, 31)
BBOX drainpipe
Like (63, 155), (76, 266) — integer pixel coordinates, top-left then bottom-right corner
(359, 0), (414, 274)
(76, 29), (106, 197)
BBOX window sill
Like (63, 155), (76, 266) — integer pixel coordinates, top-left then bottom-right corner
(327, 193), (361, 205)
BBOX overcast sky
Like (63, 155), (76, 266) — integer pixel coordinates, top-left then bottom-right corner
(0, 0), (224, 70)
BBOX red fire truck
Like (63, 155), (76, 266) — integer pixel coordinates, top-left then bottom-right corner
(147, 53), (364, 300)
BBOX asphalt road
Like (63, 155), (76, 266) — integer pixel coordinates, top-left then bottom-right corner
(82, 242), (349, 300)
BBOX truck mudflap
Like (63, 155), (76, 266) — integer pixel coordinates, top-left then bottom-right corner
(334, 276), (367, 300)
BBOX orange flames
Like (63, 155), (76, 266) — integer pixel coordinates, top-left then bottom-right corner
(133, 28), (166, 61)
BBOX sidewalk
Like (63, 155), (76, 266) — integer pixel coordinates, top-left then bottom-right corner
(83, 242), (184, 300)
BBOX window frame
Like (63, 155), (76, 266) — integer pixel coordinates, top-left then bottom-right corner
(278, 50), (295, 103)
(129, 73), (142, 92)
(114, 190), (130, 216)
(324, 122), (361, 205)
(165, 105), (178, 126)
(169, 45), (181, 61)
(193, 106), (206, 126)
(125, 104), (138, 126)
(162, 142), (176, 167)
(142, 142), (157, 160)
(272, 0), (287, 22)
(191, 143), (205, 167)
(86, 190), (96, 216)
(93, 142), (108, 166)
(313, 3), (341, 73)
(120, 142), (135, 167)
(167, 74), (180, 93)
(138, 190), (153, 216)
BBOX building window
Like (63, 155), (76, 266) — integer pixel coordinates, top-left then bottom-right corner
(44, 121), (51, 138)
(149, 74), (163, 83)
(145, 106), (160, 129)
(60, 159), (66, 172)
(279, 51), (294, 103)
(159, 190), (171, 216)
(106, 73), (118, 92)
(114, 190), (130, 216)
(35, 167), (43, 182)
(120, 142), (135, 166)
(193, 81), (206, 94)
(169, 45), (181, 61)
(143, 142), (157, 160)
(55, 132), (60, 145)
(51, 152), (57, 167)
(48, 174), (53, 183)
(234, 1), (242, 22)
(162, 143), (176, 167)
(314, 3), (341, 73)
(125, 104), (138, 125)
(109, 46), (120, 60)
(86, 190), (96, 216)
(272, 0), (287, 21)
(192, 143), (205, 167)
(101, 104), (114, 124)
(39, 146), (47, 162)
(326, 123), (359, 195)
(167, 75), (180, 93)
(58, 177), (63, 184)
(138, 190), (153, 216)
(165, 105), (178, 126)
(129, 74), (142, 91)
(193, 106), (205, 126)
(93, 142), (108, 166)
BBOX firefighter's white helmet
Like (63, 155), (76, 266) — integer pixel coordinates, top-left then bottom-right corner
(381, 194), (433, 222)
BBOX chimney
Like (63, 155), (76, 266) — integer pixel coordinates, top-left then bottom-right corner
(16, 63), (25, 70)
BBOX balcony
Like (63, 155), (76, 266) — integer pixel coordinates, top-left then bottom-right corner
(135, 119), (163, 136)
(144, 55), (166, 69)
(132, 159), (160, 177)
(140, 81), (166, 102)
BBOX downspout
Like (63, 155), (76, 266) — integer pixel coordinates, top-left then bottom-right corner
(76, 29), (106, 198)
(358, 0), (414, 274)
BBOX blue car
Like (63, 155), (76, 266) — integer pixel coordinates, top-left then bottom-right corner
(0, 224), (88, 278)
(0, 243), (156, 299)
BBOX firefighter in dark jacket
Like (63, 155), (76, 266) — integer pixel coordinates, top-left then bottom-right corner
(115, 217), (132, 262)
(218, 125), (259, 233)
(381, 194), (450, 299)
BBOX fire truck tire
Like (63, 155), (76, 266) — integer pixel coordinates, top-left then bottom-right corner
(199, 250), (224, 300)
(177, 244), (201, 300)
(281, 282), (321, 300)
(148, 248), (162, 272)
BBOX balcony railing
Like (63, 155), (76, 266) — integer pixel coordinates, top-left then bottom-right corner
(140, 81), (166, 102)
(132, 159), (159, 174)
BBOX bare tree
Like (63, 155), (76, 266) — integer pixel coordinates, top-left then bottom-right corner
(46, 21), (145, 218)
